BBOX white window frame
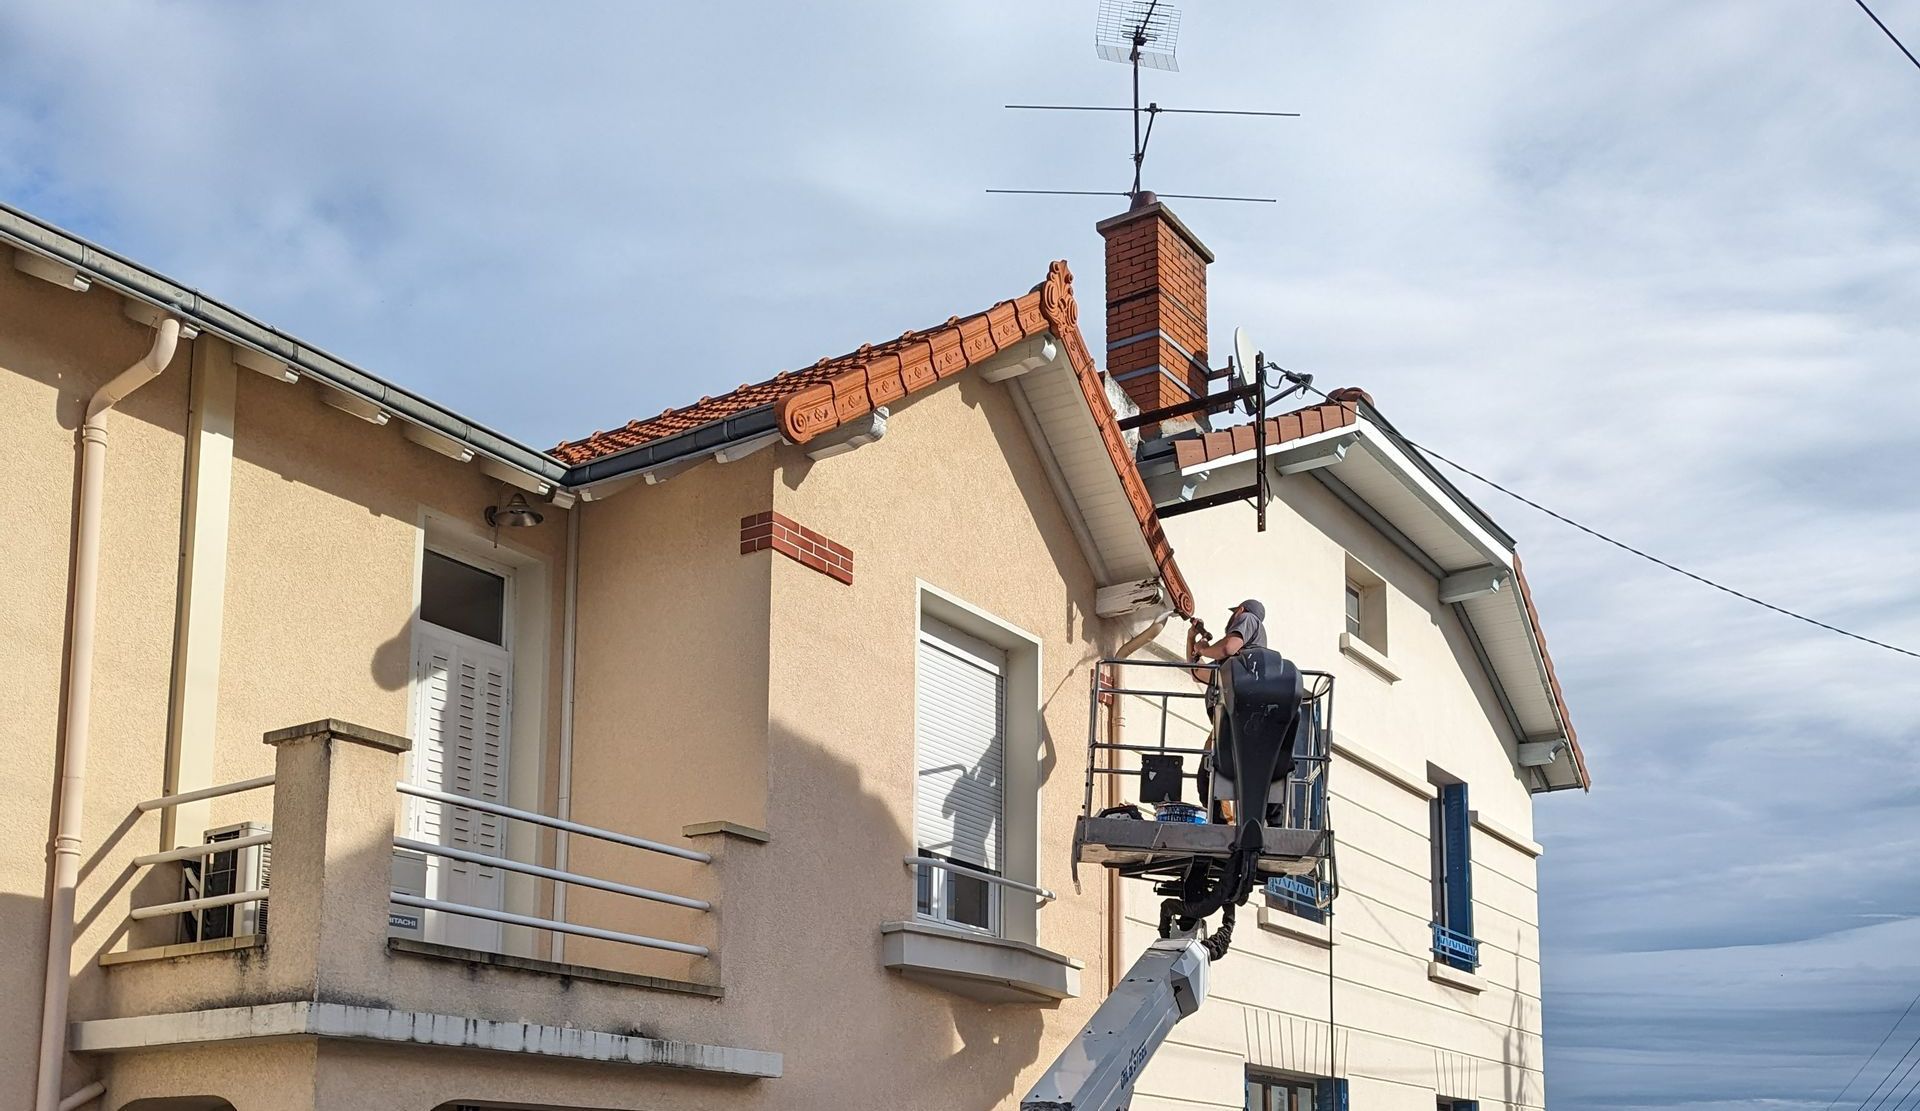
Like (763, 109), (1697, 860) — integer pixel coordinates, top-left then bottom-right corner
(913, 583), (1045, 944)
(409, 509), (553, 957)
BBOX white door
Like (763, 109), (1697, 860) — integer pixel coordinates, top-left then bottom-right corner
(409, 549), (512, 951)
(914, 617), (1006, 933)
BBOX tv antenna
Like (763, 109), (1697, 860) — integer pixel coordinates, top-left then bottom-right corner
(990, 0), (1297, 206)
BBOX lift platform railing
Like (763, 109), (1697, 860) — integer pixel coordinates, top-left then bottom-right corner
(392, 782), (713, 958)
(1083, 657), (1334, 833)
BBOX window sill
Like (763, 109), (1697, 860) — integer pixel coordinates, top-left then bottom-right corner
(1427, 959), (1486, 994)
(880, 920), (1082, 1004)
(1256, 903), (1333, 948)
(1339, 633), (1400, 682)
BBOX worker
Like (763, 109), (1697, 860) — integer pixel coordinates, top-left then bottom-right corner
(1188, 599), (1266, 682)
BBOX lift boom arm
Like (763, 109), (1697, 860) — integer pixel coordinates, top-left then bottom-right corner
(1019, 936), (1211, 1110)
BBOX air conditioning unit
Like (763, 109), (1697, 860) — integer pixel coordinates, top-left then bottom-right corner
(182, 822), (270, 942)
(389, 848), (429, 941)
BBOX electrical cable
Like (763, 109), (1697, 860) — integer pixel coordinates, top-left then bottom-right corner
(1829, 987), (1920, 1110)
(1851, 0), (1920, 74)
(1408, 440), (1920, 661)
(1880, 1059), (1920, 1111)
(1858, 1027), (1920, 1111)
(1276, 378), (1920, 661)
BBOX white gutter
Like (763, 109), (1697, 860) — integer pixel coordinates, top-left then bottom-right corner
(36, 318), (182, 1111)
(549, 505), (581, 962)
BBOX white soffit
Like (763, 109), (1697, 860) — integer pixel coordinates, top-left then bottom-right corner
(1008, 350), (1159, 589)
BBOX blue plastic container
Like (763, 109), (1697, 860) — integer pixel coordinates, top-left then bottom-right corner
(1153, 801), (1209, 824)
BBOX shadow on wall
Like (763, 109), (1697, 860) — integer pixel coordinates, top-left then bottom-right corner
(1502, 943), (1536, 1111)
(370, 613), (413, 693)
(742, 720), (1058, 1110)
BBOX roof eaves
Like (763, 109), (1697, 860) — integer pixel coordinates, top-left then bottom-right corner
(1346, 399), (1515, 551)
(1512, 556), (1590, 791)
(0, 200), (570, 486)
(562, 404), (780, 487)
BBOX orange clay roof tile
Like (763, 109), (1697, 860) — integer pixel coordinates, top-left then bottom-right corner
(552, 261), (1195, 618)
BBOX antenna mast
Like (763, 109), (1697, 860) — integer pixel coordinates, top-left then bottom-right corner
(992, 0), (1295, 205)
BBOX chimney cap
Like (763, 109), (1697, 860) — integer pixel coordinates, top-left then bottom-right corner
(1095, 197), (1216, 264)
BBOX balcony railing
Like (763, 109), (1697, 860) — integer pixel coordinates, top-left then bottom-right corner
(113, 723), (716, 965)
(1431, 921), (1480, 971)
(1265, 874), (1329, 924)
(903, 855), (1058, 903)
(128, 776), (275, 927)
(393, 781), (713, 957)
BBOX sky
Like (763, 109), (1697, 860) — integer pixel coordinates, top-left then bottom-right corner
(3, 3), (1918, 1108)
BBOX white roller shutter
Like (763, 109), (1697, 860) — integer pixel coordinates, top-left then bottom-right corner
(915, 618), (1005, 874)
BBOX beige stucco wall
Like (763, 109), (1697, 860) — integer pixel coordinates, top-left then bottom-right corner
(554, 371), (1120, 1108)
(0, 266), (572, 1109)
(5, 291), (1129, 1110)
(758, 373), (1114, 1107)
(1123, 475), (1548, 1111)
(566, 450), (776, 982)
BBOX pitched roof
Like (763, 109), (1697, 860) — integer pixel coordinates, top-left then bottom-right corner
(555, 262), (1195, 617)
(1162, 387), (1588, 790)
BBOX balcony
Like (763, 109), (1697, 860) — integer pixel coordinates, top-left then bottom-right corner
(78, 719), (781, 1089)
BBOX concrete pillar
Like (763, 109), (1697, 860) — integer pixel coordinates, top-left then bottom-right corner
(260, 720), (410, 1005)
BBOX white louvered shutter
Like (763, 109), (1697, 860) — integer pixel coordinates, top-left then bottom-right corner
(915, 619), (1005, 876)
(410, 627), (511, 950)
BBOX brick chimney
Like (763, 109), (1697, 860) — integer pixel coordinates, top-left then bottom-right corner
(1097, 193), (1215, 430)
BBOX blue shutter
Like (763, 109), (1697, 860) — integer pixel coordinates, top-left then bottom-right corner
(1442, 783), (1473, 939)
(1313, 1078), (1349, 1111)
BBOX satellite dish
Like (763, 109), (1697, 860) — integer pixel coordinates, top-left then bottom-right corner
(1232, 327), (1257, 389)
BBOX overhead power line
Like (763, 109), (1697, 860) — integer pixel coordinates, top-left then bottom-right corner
(1285, 381), (1920, 660)
(1829, 986), (1920, 1111)
(1852, 0), (1920, 74)
(1409, 440), (1920, 661)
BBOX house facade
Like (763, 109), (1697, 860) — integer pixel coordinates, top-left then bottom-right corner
(3, 192), (1583, 1111)
(1087, 201), (1589, 1111)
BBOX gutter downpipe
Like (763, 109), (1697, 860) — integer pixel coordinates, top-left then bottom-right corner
(549, 503), (581, 962)
(35, 318), (182, 1111)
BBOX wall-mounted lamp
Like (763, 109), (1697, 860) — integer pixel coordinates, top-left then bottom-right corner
(484, 491), (544, 529)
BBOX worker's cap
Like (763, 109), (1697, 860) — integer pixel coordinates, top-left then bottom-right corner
(1236, 599), (1265, 620)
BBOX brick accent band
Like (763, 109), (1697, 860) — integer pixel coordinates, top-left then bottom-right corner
(740, 511), (853, 585)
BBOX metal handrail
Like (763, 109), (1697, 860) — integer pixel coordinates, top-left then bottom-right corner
(130, 888), (267, 921)
(394, 836), (710, 911)
(133, 832), (272, 867)
(395, 782), (711, 863)
(1431, 921), (1481, 969)
(904, 855), (1057, 903)
(136, 775), (274, 812)
(389, 894), (709, 957)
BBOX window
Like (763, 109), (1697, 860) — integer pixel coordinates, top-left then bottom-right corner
(1438, 1100), (1481, 1111)
(421, 550), (506, 644)
(1248, 1071), (1347, 1111)
(914, 617), (1006, 933)
(1341, 555), (1387, 653)
(1430, 780), (1479, 971)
